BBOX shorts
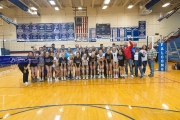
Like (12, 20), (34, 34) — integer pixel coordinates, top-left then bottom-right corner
(45, 63), (53, 66)
(118, 62), (124, 67)
(38, 64), (44, 67)
(30, 63), (37, 67)
(76, 63), (80, 68)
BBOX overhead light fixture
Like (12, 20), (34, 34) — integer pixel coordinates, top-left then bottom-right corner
(102, 5), (108, 9)
(49, 0), (56, 5)
(0, 6), (3, 9)
(55, 7), (59, 10)
(128, 5), (133, 9)
(30, 7), (37, 11)
(104, 0), (110, 4)
(162, 2), (170, 7)
(78, 7), (82, 10)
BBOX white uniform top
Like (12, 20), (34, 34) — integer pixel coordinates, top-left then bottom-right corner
(53, 57), (59, 67)
(67, 57), (73, 66)
(140, 50), (147, 61)
(82, 57), (89, 66)
(134, 53), (139, 60)
(112, 51), (118, 62)
(97, 54), (105, 61)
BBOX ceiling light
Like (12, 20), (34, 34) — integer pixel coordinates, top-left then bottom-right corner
(49, 0), (56, 5)
(104, 0), (110, 4)
(78, 7), (82, 10)
(128, 5), (133, 9)
(102, 6), (108, 9)
(162, 2), (170, 7)
(30, 7), (37, 10)
(0, 6), (3, 9)
(55, 7), (59, 10)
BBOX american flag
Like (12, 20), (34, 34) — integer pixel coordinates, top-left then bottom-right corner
(75, 17), (88, 40)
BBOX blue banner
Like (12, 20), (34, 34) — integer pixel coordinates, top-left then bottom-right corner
(16, 22), (75, 41)
(0, 56), (28, 64)
(138, 21), (146, 38)
(158, 42), (167, 71)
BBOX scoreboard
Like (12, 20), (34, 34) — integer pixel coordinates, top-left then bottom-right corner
(16, 22), (75, 41)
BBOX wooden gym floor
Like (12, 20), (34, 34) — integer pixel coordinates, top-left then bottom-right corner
(0, 63), (180, 120)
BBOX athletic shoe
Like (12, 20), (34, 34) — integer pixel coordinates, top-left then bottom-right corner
(41, 77), (44, 82)
(144, 74), (146, 76)
(94, 75), (96, 79)
(116, 74), (118, 78)
(47, 78), (50, 82)
(114, 75), (116, 79)
(86, 76), (88, 80)
(90, 75), (92, 79)
(107, 75), (109, 78)
(83, 76), (85, 80)
(140, 76), (144, 79)
(64, 77), (66, 81)
(56, 78), (59, 81)
(71, 76), (74, 80)
(76, 76), (78, 80)
(98, 75), (101, 79)
(124, 74), (128, 77)
(50, 77), (52, 82)
(61, 77), (64, 80)
(110, 75), (112, 78)
(102, 75), (105, 79)
(79, 76), (81, 80)
(68, 76), (71, 80)
(24, 82), (29, 85)
(39, 78), (41, 81)
(131, 75), (134, 78)
(148, 74), (154, 77)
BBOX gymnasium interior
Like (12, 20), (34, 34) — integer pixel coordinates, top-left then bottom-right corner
(0, 0), (180, 119)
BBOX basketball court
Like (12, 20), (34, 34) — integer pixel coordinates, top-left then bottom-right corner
(0, 0), (180, 119)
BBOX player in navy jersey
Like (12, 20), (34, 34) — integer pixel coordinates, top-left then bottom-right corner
(44, 52), (53, 82)
(89, 52), (97, 79)
(38, 51), (45, 82)
(74, 52), (81, 80)
(105, 49), (113, 78)
(81, 53), (89, 80)
(30, 52), (39, 82)
(59, 53), (68, 80)
(117, 49), (125, 78)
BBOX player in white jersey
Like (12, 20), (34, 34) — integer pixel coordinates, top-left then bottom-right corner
(81, 53), (89, 79)
(112, 47), (119, 78)
(97, 50), (105, 78)
(67, 54), (74, 80)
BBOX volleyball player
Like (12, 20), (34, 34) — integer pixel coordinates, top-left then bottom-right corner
(97, 50), (105, 78)
(74, 52), (81, 80)
(44, 52), (53, 81)
(53, 53), (60, 81)
(105, 49), (113, 78)
(59, 53), (67, 80)
(117, 49), (125, 78)
(81, 53), (89, 80)
(30, 52), (39, 82)
(38, 51), (45, 82)
(89, 52), (97, 79)
(112, 47), (119, 78)
(67, 54), (74, 80)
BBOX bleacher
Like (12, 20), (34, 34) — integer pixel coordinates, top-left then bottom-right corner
(166, 29), (180, 65)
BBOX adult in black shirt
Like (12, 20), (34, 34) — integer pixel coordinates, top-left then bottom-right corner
(59, 53), (68, 80)
(105, 49), (113, 78)
(18, 52), (32, 84)
(89, 52), (97, 78)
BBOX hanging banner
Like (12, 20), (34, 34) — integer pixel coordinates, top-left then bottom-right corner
(158, 42), (167, 71)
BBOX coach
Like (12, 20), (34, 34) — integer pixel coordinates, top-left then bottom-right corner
(123, 40), (134, 77)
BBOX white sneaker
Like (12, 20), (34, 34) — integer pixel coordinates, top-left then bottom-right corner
(90, 75), (93, 79)
(64, 77), (66, 80)
(56, 78), (59, 81)
(131, 75), (134, 78)
(47, 78), (50, 82)
(102, 75), (105, 79)
(110, 75), (112, 78)
(124, 74), (128, 77)
(50, 77), (52, 81)
(39, 78), (41, 81)
(86, 75), (88, 80)
(107, 75), (109, 78)
(83, 76), (85, 80)
(41, 77), (44, 81)
(98, 75), (101, 79)
(24, 82), (29, 85)
(144, 74), (146, 76)
(76, 76), (78, 80)
(79, 76), (81, 80)
(61, 77), (64, 80)
(94, 75), (96, 79)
